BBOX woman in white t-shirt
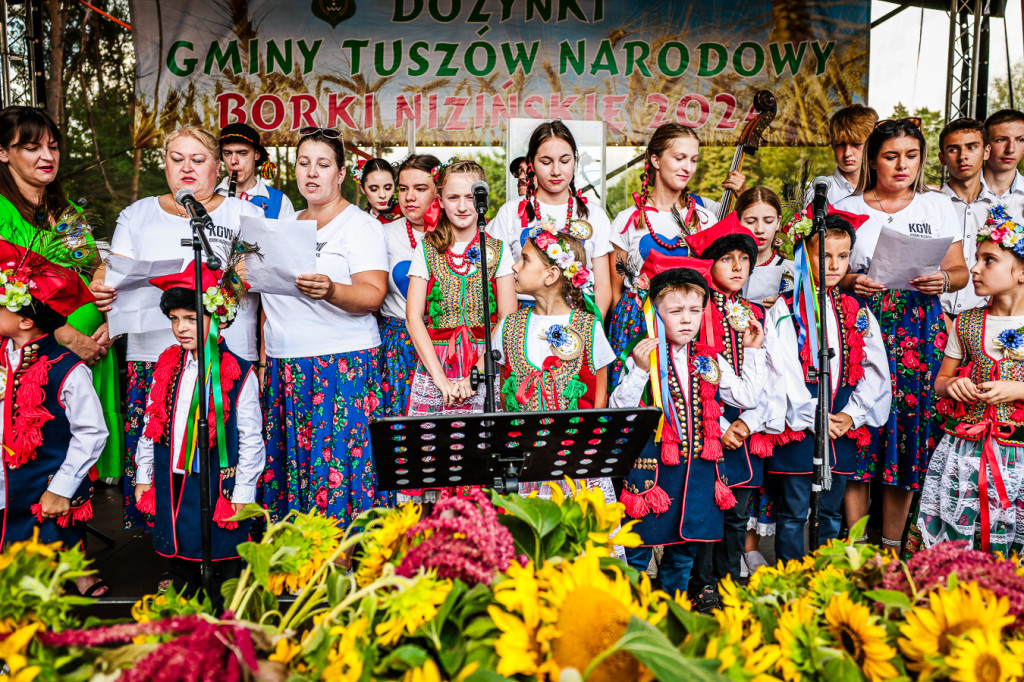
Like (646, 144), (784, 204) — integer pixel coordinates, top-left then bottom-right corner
(259, 129), (392, 525)
(835, 118), (969, 552)
(379, 153), (439, 417)
(90, 126), (263, 530)
(607, 122), (736, 389)
(489, 121), (613, 315)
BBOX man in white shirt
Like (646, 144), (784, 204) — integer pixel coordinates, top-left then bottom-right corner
(216, 122), (296, 219)
(938, 118), (992, 318)
(982, 109), (1024, 218)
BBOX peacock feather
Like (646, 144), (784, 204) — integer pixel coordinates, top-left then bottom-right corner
(220, 234), (264, 305)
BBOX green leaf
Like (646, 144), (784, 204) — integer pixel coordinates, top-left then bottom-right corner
(665, 600), (720, 645)
(462, 669), (515, 682)
(489, 492), (562, 539)
(864, 589), (912, 613)
(592, 616), (724, 682)
(378, 644), (429, 671)
(240, 543), (274, 586)
(326, 571), (348, 606)
(847, 516), (869, 546)
(821, 650), (865, 682)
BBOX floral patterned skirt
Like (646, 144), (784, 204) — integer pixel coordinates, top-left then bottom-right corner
(868, 289), (946, 491)
(606, 292), (646, 391)
(261, 348), (394, 526)
(123, 360), (156, 530)
(917, 434), (1024, 555)
(380, 315), (418, 418)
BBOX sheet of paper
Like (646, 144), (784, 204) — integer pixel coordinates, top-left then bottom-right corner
(744, 266), (784, 304)
(866, 228), (953, 290)
(105, 256), (185, 337)
(239, 215), (318, 297)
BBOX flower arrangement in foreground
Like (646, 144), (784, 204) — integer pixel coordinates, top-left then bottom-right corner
(1, 495), (1023, 682)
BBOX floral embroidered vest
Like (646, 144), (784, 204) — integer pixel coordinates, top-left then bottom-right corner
(500, 308), (598, 411)
(424, 236), (503, 339)
(940, 308), (1024, 442)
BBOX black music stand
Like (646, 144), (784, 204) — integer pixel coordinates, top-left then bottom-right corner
(370, 408), (663, 493)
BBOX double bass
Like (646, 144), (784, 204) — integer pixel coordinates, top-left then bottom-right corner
(717, 90), (777, 220)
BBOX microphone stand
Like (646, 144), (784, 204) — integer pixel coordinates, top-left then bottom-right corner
(470, 201), (498, 412)
(808, 203), (834, 552)
(179, 205), (221, 601)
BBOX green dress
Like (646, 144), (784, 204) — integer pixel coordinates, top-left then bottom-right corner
(0, 195), (124, 478)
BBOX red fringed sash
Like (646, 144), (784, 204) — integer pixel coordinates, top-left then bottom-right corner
(6, 356), (55, 469)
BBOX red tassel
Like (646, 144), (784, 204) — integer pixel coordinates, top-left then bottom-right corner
(144, 346), (183, 441)
(213, 494), (239, 530)
(749, 433), (774, 458)
(87, 466), (98, 482)
(620, 490), (650, 519)
(136, 486), (156, 515)
(841, 293), (859, 318)
(714, 478), (737, 509)
(71, 500), (93, 523)
(848, 425), (871, 448)
(29, 503), (44, 523)
(55, 513), (70, 528)
(772, 428), (807, 446)
(660, 422), (681, 466)
(1011, 404), (1024, 421)
(702, 435), (722, 461)
(646, 485), (672, 514)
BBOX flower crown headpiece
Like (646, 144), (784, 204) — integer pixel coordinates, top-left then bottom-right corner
(0, 262), (35, 312)
(779, 209), (814, 244)
(978, 204), (1024, 258)
(431, 156), (459, 183)
(351, 159), (367, 182)
(528, 225), (595, 292)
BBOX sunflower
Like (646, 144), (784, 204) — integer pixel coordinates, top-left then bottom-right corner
(354, 503), (422, 587)
(899, 584), (1015, 675)
(946, 629), (1024, 682)
(493, 548), (666, 682)
(0, 622), (41, 682)
(774, 596), (818, 682)
(374, 576), (453, 646)
(401, 658), (443, 682)
(824, 593), (898, 682)
(322, 617), (368, 682)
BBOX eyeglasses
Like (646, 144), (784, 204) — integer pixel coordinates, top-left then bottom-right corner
(875, 117), (922, 130)
(298, 126), (342, 139)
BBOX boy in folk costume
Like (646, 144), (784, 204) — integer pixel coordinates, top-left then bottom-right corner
(610, 254), (767, 597)
(134, 257), (264, 593)
(0, 240), (108, 594)
(766, 210), (891, 563)
(683, 216), (788, 607)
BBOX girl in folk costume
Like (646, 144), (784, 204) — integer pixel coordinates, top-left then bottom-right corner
(607, 123), (745, 389)
(404, 160), (515, 501)
(609, 255), (767, 598)
(355, 157), (402, 224)
(380, 154), (440, 417)
(406, 159), (515, 415)
(490, 121), (614, 316)
(495, 226), (616, 500)
(736, 187), (795, 307)
(682, 216), (787, 599)
(766, 211), (891, 563)
(918, 206), (1024, 555)
(0, 240), (108, 596)
(134, 255), (264, 594)
(835, 119), (969, 551)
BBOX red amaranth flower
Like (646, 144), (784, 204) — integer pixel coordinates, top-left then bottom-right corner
(36, 612), (261, 681)
(396, 489), (515, 585)
(882, 540), (1024, 630)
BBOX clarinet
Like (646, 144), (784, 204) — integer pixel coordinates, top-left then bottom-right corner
(227, 170), (238, 198)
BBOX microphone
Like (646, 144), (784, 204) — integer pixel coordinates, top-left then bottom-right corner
(175, 188), (221, 269)
(811, 176), (831, 223)
(471, 180), (489, 216)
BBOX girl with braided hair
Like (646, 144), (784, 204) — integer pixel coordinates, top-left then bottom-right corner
(490, 121), (614, 316)
(606, 123), (741, 389)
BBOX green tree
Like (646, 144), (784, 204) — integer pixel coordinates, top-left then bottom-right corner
(990, 63), (1024, 112)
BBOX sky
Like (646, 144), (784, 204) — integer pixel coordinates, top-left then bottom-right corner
(869, 0), (1023, 115)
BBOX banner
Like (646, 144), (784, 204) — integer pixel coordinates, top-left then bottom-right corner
(129, 0), (870, 147)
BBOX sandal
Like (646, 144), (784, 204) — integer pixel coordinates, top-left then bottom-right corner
(79, 578), (110, 598)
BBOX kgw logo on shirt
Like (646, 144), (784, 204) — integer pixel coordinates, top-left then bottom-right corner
(316, 241), (328, 255)
(908, 222), (933, 236)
